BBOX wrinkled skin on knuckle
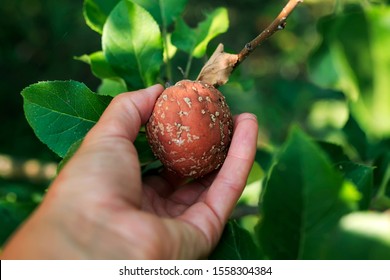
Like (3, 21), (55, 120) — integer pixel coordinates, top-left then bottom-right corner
(146, 80), (233, 178)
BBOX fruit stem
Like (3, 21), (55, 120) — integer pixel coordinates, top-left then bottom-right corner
(234, 0), (303, 69)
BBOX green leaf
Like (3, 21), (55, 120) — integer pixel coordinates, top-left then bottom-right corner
(131, 0), (187, 27)
(257, 128), (359, 259)
(83, 0), (121, 34)
(75, 52), (127, 96)
(343, 114), (369, 160)
(373, 150), (390, 197)
(337, 161), (373, 210)
(316, 141), (350, 164)
(22, 81), (112, 158)
(172, 7), (229, 58)
(102, 0), (163, 90)
(323, 212), (390, 259)
(75, 51), (123, 82)
(308, 4), (390, 138)
(57, 138), (83, 172)
(246, 161), (264, 186)
(0, 201), (37, 246)
(97, 78), (127, 97)
(134, 132), (156, 166)
(209, 220), (264, 260)
(89, 51), (118, 79)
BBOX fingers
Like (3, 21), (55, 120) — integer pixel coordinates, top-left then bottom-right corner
(206, 113), (258, 223)
(85, 84), (164, 143)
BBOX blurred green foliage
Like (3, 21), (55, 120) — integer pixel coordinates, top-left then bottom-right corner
(1, 0), (390, 259)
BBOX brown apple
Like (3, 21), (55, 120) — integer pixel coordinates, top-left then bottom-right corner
(146, 80), (233, 178)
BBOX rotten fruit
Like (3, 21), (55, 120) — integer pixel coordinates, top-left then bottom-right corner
(146, 80), (233, 178)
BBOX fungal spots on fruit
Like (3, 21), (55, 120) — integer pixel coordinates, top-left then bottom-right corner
(187, 170), (198, 176)
(157, 122), (165, 135)
(178, 110), (189, 117)
(166, 123), (174, 133)
(145, 79), (233, 178)
(172, 138), (185, 146)
(183, 97), (192, 108)
(180, 125), (190, 132)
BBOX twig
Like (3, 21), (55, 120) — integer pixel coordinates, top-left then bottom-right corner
(197, 0), (302, 87)
(234, 0), (303, 69)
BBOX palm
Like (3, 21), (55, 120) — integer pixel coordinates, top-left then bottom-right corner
(122, 175), (218, 259)
(142, 174), (209, 216)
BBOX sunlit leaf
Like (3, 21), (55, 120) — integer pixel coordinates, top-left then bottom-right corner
(257, 127), (359, 259)
(131, 0), (187, 27)
(309, 4), (390, 137)
(102, 0), (163, 89)
(246, 161), (264, 186)
(75, 51), (121, 81)
(83, 0), (121, 34)
(97, 79), (127, 97)
(22, 81), (111, 157)
(210, 220), (264, 260)
(323, 212), (390, 259)
(337, 161), (373, 210)
(172, 7), (229, 58)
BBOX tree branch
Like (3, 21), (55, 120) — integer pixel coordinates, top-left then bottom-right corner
(234, 0), (303, 69)
(197, 0), (303, 87)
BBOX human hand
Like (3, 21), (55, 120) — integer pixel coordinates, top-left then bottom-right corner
(1, 84), (258, 259)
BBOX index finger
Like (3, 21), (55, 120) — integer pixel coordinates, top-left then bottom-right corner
(205, 113), (258, 223)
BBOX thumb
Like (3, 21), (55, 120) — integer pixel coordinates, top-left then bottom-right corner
(50, 84), (164, 207)
(85, 84), (164, 143)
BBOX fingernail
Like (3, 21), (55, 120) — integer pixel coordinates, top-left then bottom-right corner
(146, 84), (164, 93)
(242, 113), (258, 121)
